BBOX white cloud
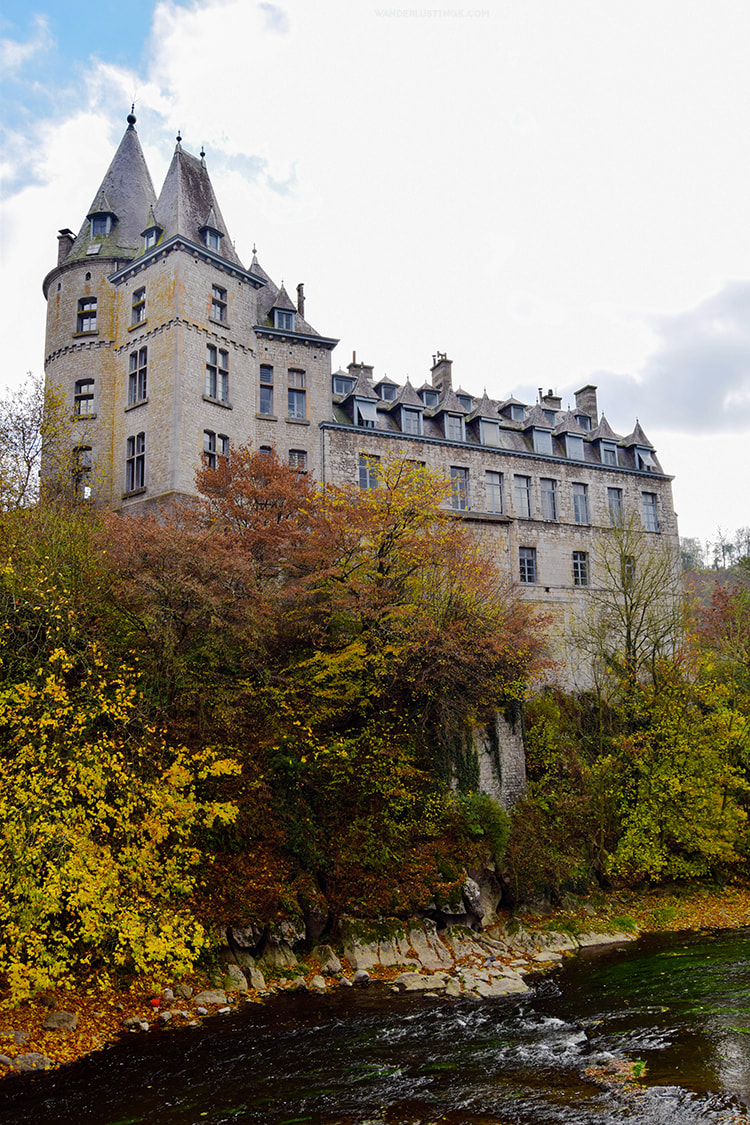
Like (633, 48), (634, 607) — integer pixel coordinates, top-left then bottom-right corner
(0, 14), (52, 74)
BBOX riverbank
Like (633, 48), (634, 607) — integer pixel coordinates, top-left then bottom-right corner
(1, 881), (749, 1079)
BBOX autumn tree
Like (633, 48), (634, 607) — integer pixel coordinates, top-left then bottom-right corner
(0, 375), (84, 511)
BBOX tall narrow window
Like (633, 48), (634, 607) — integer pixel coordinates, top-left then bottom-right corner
(401, 407), (423, 435)
(206, 346), (229, 402)
(445, 414), (465, 441)
(514, 474), (531, 519)
(259, 364), (274, 415)
(131, 287), (146, 325)
(77, 297), (97, 333)
(125, 432), (146, 492)
(642, 491), (659, 532)
(359, 453), (380, 490)
(211, 285), (227, 322)
(74, 378), (95, 416)
(519, 547), (537, 584)
(572, 550), (589, 586)
(486, 470), (503, 513)
(533, 429), (553, 455)
(540, 478), (558, 521)
(608, 487), (623, 526)
(566, 434), (585, 461)
(288, 369), (306, 419)
(622, 555), (636, 587)
(450, 466), (469, 511)
(289, 449), (308, 472)
(73, 446), (92, 498)
(601, 441), (618, 466)
(128, 347), (147, 405)
(572, 482), (589, 525)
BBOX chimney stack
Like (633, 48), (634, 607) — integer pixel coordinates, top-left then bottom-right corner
(296, 282), (305, 319)
(430, 352), (453, 395)
(574, 384), (599, 425)
(57, 228), (75, 265)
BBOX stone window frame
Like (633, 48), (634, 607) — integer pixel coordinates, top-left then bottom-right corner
(359, 453), (380, 490)
(642, 491), (659, 532)
(131, 286), (146, 326)
(572, 482), (590, 525)
(514, 474), (531, 519)
(540, 477), (558, 521)
(450, 466), (469, 511)
(125, 431), (146, 493)
(128, 347), (148, 406)
(74, 378), (95, 416)
(76, 296), (97, 334)
(206, 345), (229, 403)
(519, 546), (537, 584)
(573, 550), (589, 587)
(211, 284), (228, 323)
(485, 470), (503, 514)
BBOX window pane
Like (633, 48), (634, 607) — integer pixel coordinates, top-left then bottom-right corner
(450, 467), (469, 510)
(486, 470), (503, 513)
(514, 475), (531, 518)
(541, 478), (557, 521)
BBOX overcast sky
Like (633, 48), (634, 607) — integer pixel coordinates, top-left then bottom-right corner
(1, 0), (749, 545)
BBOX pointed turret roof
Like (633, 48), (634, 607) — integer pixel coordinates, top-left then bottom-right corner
(389, 379), (424, 410)
(524, 404), (554, 429)
(270, 283), (297, 312)
(622, 420), (654, 447)
(66, 112), (157, 262)
(153, 140), (244, 268)
(467, 390), (499, 423)
(552, 410), (588, 437)
(425, 387), (467, 417)
(588, 414), (619, 442)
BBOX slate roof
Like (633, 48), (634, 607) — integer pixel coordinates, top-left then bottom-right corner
(524, 404), (554, 429)
(388, 379), (424, 409)
(588, 414), (619, 442)
(153, 142), (244, 268)
(66, 117), (157, 263)
(252, 256), (323, 337)
(270, 283), (297, 312)
(552, 410), (588, 437)
(622, 420), (654, 447)
(467, 390), (499, 423)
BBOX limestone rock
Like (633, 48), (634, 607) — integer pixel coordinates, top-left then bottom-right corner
(223, 964), (249, 992)
(310, 974), (326, 992)
(577, 931), (635, 948)
(175, 983), (193, 1000)
(352, 970), (370, 986)
(13, 1052), (53, 1072)
(461, 876), (484, 918)
(261, 940), (298, 969)
(532, 930), (578, 953)
(394, 972), (447, 992)
(445, 977), (461, 997)
(248, 967), (267, 992)
(42, 1011), (78, 1031)
(316, 944), (342, 976)
(193, 989), (227, 1006)
(288, 976), (308, 991)
(0, 1054), (15, 1068)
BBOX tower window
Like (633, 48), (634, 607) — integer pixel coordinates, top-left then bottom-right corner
(519, 547), (537, 584)
(274, 309), (295, 331)
(514, 474), (531, 519)
(572, 482), (590, 525)
(128, 347), (148, 405)
(486, 470), (503, 513)
(259, 364), (274, 415)
(77, 297), (97, 333)
(288, 369), (306, 420)
(359, 453), (380, 490)
(573, 550), (589, 586)
(143, 227), (160, 250)
(206, 346), (229, 402)
(131, 287), (146, 325)
(642, 491), (659, 532)
(90, 215), (111, 237)
(204, 228), (221, 250)
(74, 378), (95, 416)
(211, 285), (227, 322)
(73, 446), (92, 499)
(450, 466), (469, 511)
(203, 431), (229, 470)
(125, 432), (146, 492)
(540, 477), (557, 521)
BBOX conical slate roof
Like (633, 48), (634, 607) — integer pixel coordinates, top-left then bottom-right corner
(552, 410), (588, 437)
(622, 420), (654, 447)
(270, 282), (297, 312)
(389, 379), (424, 409)
(524, 404), (554, 429)
(588, 414), (619, 442)
(66, 115), (157, 262)
(153, 142), (244, 268)
(467, 390), (499, 423)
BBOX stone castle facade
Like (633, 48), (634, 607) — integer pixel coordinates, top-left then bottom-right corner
(43, 113), (681, 716)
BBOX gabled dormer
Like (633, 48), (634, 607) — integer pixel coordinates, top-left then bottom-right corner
(467, 390), (502, 447)
(199, 206), (224, 252)
(498, 396), (526, 423)
(339, 365), (379, 429)
(623, 421), (658, 471)
(374, 376), (399, 402)
(88, 192), (117, 241)
(524, 404), (555, 456)
(388, 379), (424, 436)
(553, 411), (589, 461)
(141, 205), (163, 253)
(418, 382), (439, 408)
(589, 414), (621, 467)
(455, 387), (474, 413)
(428, 387), (468, 442)
(269, 283), (297, 332)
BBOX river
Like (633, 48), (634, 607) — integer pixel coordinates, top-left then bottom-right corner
(1, 928), (748, 1124)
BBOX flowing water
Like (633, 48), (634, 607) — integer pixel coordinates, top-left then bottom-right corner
(1, 928), (749, 1125)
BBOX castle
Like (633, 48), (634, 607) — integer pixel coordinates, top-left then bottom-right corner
(43, 112), (681, 710)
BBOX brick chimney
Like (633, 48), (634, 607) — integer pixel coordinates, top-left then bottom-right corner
(57, 228), (75, 265)
(574, 384), (598, 425)
(430, 352), (453, 395)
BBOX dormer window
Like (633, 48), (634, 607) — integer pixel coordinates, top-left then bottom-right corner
(480, 420), (501, 447)
(542, 409), (556, 425)
(354, 399), (377, 429)
(204, 228), (221, 250)
(601, 441), (618, 466)
(143, 227), (161, 251)
(420, 389), (439, 407)
(576, 413), (592, 431)
(401, 407), (423, 435)
(378, 384), (397, 402)
(273, 309), (295, 331)
(533, 429), (553, 456)
(509, 404), (525, 422)
(566, 434), (585, 461)
(457, 394), (473, 412)
(90, 215), (112, 237)
(445, 413), (465, 441)
(636, 446), (656, 471)
(333, 374), (354, 396)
